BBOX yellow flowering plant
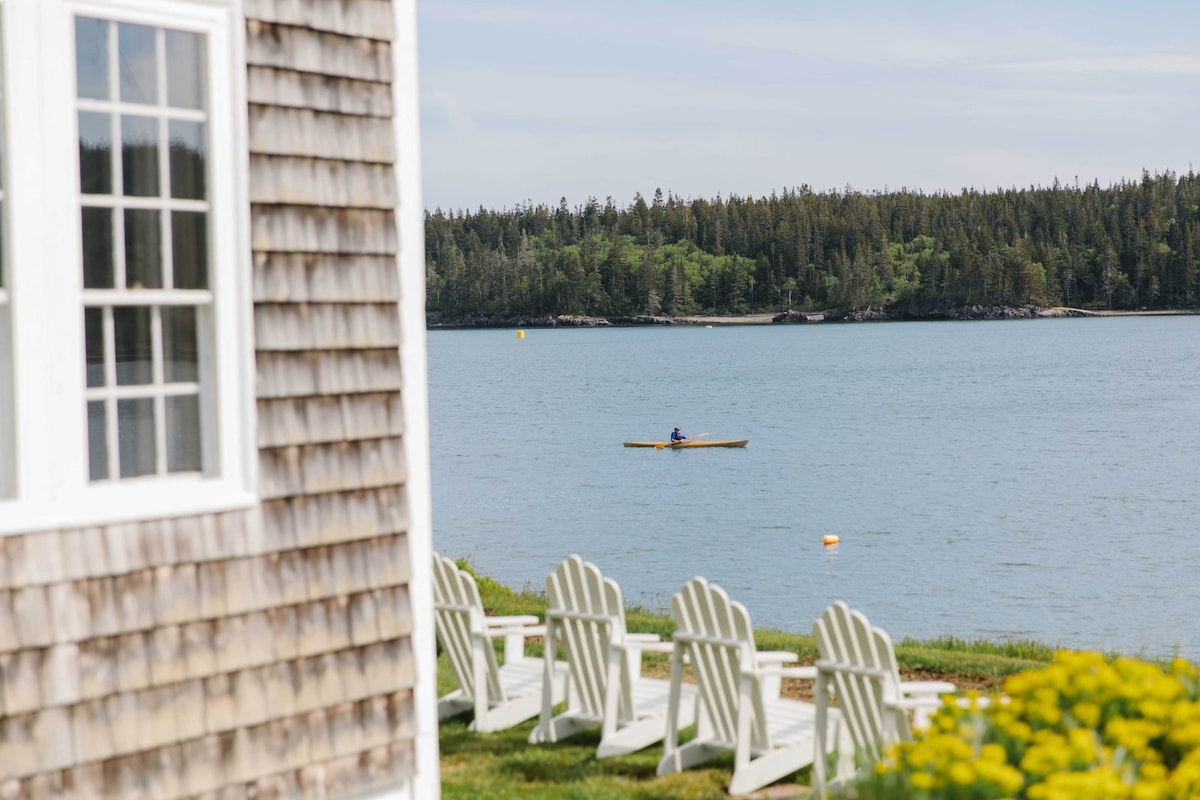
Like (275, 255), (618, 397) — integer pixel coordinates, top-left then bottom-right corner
(855, 652), (1200, 800)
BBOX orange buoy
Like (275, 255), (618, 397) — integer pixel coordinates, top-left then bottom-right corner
(822, 535), (840, 546)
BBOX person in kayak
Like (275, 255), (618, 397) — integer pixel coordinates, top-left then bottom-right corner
(670, 427), (688, 444)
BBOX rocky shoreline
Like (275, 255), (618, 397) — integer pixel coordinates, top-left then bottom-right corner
(427, 305), (1197, 329)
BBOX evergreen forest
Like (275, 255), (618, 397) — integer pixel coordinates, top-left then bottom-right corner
(425, 170), (1200, 319)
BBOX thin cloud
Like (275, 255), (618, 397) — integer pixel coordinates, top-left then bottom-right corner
(987, 53), (1200, 76)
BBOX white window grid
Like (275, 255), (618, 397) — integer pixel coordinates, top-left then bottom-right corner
(78, 15), (213, 482)
(0, 0), (254, 533)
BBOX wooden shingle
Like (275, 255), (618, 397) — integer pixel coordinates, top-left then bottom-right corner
(114, 632), (152, 694)
(13, 585), (54, 648)
(70, 697), (114, 764)
(175, 678), (207, 742)
(252, 253), (400, 304)
(181, 733), (223, 796)
(292, 657), (322, 715)
(253, 302), (403, 352)
(0, 590), (19, 653)
(326, 596), (352, 652)
(255, 349), (404, 400)
(47, 581), (91, 644)
(39, 644), (81, 708)
(77, 637), (116, 701)
(246, 22), (392, 82)
(114, 570), (155, 632)
(0, 712), (38, 782)
(1, 649), (43, 715)
(251, 207), (399, 255)
(32, 705), (75, 772)
(359, 694), (391, 750)
(249, 156), (398, 209)
(182, 619), (218, 680)
(142, 743), (185, 800)
(204, 673), (237, 734)
(212, 614), (251, 674)
(245, 0), (396, 40)
(234, 666), (271, 729)
(248, 106), (395, 162)
(337, 647), (369, 703)
(22, 531), (65, 587)
(306, 709), (334, 764)
(248, 66), (393, 117)
(268, 605), (300, 662)
(148, 624), (187, 686)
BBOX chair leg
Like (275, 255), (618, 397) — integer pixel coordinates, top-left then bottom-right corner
(728, 747), (812, 797)
(597, 715), (667, 759)
(657, 739), (723, 776)
(529, 712), (595, 744)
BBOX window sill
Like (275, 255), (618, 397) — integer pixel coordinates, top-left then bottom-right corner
(0, 478), (257, 536)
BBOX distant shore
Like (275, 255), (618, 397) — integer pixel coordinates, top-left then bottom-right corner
(679, 307), (1200, 325)
(427, 306), (1200, 329)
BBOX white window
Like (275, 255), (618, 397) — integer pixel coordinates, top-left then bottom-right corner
(0, 0), (253, 533)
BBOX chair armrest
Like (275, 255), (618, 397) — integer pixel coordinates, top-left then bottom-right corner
(625, 632), (663, 643)
(485, 615), (540, 629)
(779, 666), (818, 680)
(485, 625), (546, 638)
(754, 651), (799, 667)
(888, 696), (943, 711)
(901, 680), (956, 697)
(626, 640), (674, 654)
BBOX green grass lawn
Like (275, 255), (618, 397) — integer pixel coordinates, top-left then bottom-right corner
(437, 563), (1057, 798)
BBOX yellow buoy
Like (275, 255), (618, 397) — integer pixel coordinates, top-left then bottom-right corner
(705, 325), (712, 329)
(516, 330), (525, 339)
(822, 535), (840, 546)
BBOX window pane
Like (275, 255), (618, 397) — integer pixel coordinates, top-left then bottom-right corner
(81, 207), (114, 288)
(87, 400), (109, 481)
(171, 211), (208, 289)
(76, 17), (109, 100)
(113, 306), (152, 385)
(166, 394), (201, 472)
(121, 115), (159, 197)
(118, 23), (157, 105)
(163, 306), (198, 383)
(168, 120), (206, 200)
(165, 30), (205, 110)
(124, 209), (162, 289)
(79, 111), (113, 195)
(84, 308), (106, 387)
(117, 397), (156, 477)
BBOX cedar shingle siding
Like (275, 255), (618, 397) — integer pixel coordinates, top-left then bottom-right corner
(0, 0), (417, 795)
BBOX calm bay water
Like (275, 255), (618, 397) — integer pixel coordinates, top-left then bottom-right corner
(428, 317), (1200, 658)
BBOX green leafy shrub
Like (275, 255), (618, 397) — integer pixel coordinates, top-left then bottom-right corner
(858, 651), (1200, 799)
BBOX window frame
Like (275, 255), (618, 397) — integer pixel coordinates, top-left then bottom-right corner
(0, 0), (255, 534)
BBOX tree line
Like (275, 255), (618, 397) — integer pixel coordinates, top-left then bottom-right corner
(425, 170), (1200, 319)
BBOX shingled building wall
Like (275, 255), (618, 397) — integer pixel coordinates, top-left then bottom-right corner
(0, 1), (420, 796)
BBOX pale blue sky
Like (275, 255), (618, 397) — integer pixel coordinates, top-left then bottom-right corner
(418, 0), (1199, 212)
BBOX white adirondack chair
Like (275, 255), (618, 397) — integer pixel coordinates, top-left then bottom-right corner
(656, 576), (838, 797)
(432, 552), (569, 732)
(528, 555), (698, 758)
(810, 600), (956, 797)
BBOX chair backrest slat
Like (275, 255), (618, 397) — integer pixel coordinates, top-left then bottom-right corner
(671, 577), (765, 748)
(813, 601), (909, 762)
(432, 553), (504, 702)
(547, 555), (624, 721)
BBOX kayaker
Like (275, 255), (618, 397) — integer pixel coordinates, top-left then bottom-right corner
(670, 427), (688, 444)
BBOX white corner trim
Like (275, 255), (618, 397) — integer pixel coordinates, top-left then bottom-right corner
(390, 1), (440, 799)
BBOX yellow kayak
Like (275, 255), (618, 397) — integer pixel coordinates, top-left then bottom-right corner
(623, 440), (748, 449)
